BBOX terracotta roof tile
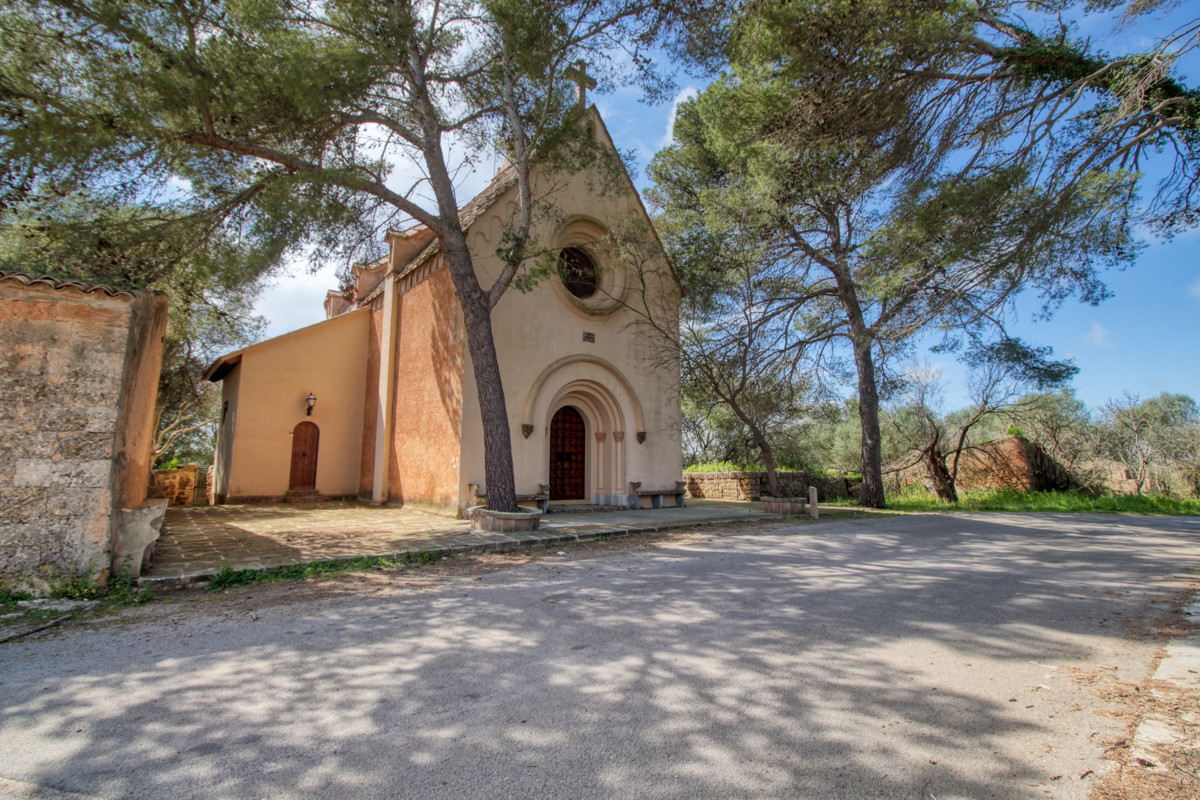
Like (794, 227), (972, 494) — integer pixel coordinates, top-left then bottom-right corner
(0, 270), (163, 299)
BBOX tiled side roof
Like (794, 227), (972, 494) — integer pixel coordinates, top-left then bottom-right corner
(356, 165), (518, 308)
(0, 270), (163, 299)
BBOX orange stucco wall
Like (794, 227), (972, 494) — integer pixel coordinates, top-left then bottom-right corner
(388, 265), (464, 508)
(221, 309), (369, 501)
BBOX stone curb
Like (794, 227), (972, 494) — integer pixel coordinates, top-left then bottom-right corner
(139, 513), (785, 589)
(1128, 597), (1200, 771)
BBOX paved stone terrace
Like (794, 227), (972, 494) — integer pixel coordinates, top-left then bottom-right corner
(142, 500), (768, 587)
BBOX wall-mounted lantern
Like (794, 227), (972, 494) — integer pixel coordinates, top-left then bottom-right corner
(305, 393), (317, 416)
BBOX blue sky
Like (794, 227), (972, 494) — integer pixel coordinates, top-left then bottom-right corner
(255, 4), (1199, 412)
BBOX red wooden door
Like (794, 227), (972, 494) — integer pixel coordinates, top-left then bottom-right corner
(289, 421), (319, 490)
(549, 406), (585, 501)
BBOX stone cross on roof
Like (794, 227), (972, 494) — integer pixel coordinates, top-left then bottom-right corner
(564, 60), (597, 108)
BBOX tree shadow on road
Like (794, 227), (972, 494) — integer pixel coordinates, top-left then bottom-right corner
(2, 512), (1198, 799)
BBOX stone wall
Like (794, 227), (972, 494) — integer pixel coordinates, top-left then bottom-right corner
(885, 435), (1077, 496)
(684, 471), (855, 502)
(149, 465), (199, 506)
(0, 273), (167, 592)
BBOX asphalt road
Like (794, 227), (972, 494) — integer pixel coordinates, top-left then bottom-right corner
(2, 512), (1198, 800)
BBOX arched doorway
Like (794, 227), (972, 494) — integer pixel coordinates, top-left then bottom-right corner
(549, 406), (586, 501)
(289, 421), (319, 490)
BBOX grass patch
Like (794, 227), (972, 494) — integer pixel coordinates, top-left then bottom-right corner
(3, 570), (154, 609)
(885, 488), (1200, 516)
(1, 573), (152, 635)
(205, 549), (447, 592)
(52, 571), (154, 605)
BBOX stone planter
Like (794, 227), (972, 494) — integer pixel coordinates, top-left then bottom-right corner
(762, 497), (807, 515)
(469, 505), (542, 533)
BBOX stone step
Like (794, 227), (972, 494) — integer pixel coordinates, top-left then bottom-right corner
(545, 504), (627, 514)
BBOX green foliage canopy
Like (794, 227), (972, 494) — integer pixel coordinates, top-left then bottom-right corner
(651, 0), (1151, 506)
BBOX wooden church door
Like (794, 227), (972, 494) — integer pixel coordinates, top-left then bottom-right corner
(289, 421), (320, 490)
(549, 406), (585, 501)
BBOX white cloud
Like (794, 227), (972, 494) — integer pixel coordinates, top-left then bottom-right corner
(249, 134), (510, 344)
(255, 261), (341, 340)
(903, 361), (945, 383)
(660, 87), (699, 149)
(1189, 277), (1200, 303)
(1083, 321), (1116, 350)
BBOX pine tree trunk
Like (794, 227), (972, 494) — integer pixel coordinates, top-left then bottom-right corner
(831, 261), (887, 510)
(852, 337), (887, 509)
(756, 431), (780, 498)
(441, 241), (519, 513)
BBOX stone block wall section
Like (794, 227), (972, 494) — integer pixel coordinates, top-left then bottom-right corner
(684, 471), (855, 502)
(149, 465), (199, 506)
(0, 272), (168, 592)
(883, 436), (1078, 496)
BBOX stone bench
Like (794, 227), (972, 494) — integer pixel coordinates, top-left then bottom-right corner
(762, 486), (820, 519)
(628, 481), (687, 509)
(468, 483), (550, 513)
(761, 497), (806, 515)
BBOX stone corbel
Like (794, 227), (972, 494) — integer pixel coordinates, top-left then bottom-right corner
(637, 431), (647, 444)
(521, 424), (534, 439)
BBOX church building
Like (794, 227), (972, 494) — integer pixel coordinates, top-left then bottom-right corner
(203, 109), (683, 516)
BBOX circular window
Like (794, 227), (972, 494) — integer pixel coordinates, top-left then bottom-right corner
(557, 247), (599, 299)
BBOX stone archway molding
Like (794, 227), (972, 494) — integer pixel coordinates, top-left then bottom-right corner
(521, 355), (645, 437)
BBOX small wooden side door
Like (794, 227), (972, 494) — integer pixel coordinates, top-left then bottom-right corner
(289, 421), (319, 490)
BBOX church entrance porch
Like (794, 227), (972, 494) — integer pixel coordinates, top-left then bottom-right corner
(549, 406), (586, 500)
(143, 500), (763, 587)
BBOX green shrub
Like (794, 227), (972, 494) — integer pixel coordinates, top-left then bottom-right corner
(684, 462), (857, 475)
(51, 570), (153, 605)
(684, 461), (762, 473)
(0, 589), (34, 604)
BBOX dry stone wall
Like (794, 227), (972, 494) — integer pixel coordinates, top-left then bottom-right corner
(0, 273), (167, 592)
(149, 465), (199, 506)
(884, 436), (1078, 496)
(684, 471), (854, 502)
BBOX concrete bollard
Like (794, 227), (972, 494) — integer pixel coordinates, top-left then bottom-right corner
(808, 485), (819, 520)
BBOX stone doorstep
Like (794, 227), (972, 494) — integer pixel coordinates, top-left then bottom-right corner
(139, 514), (774, 589)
